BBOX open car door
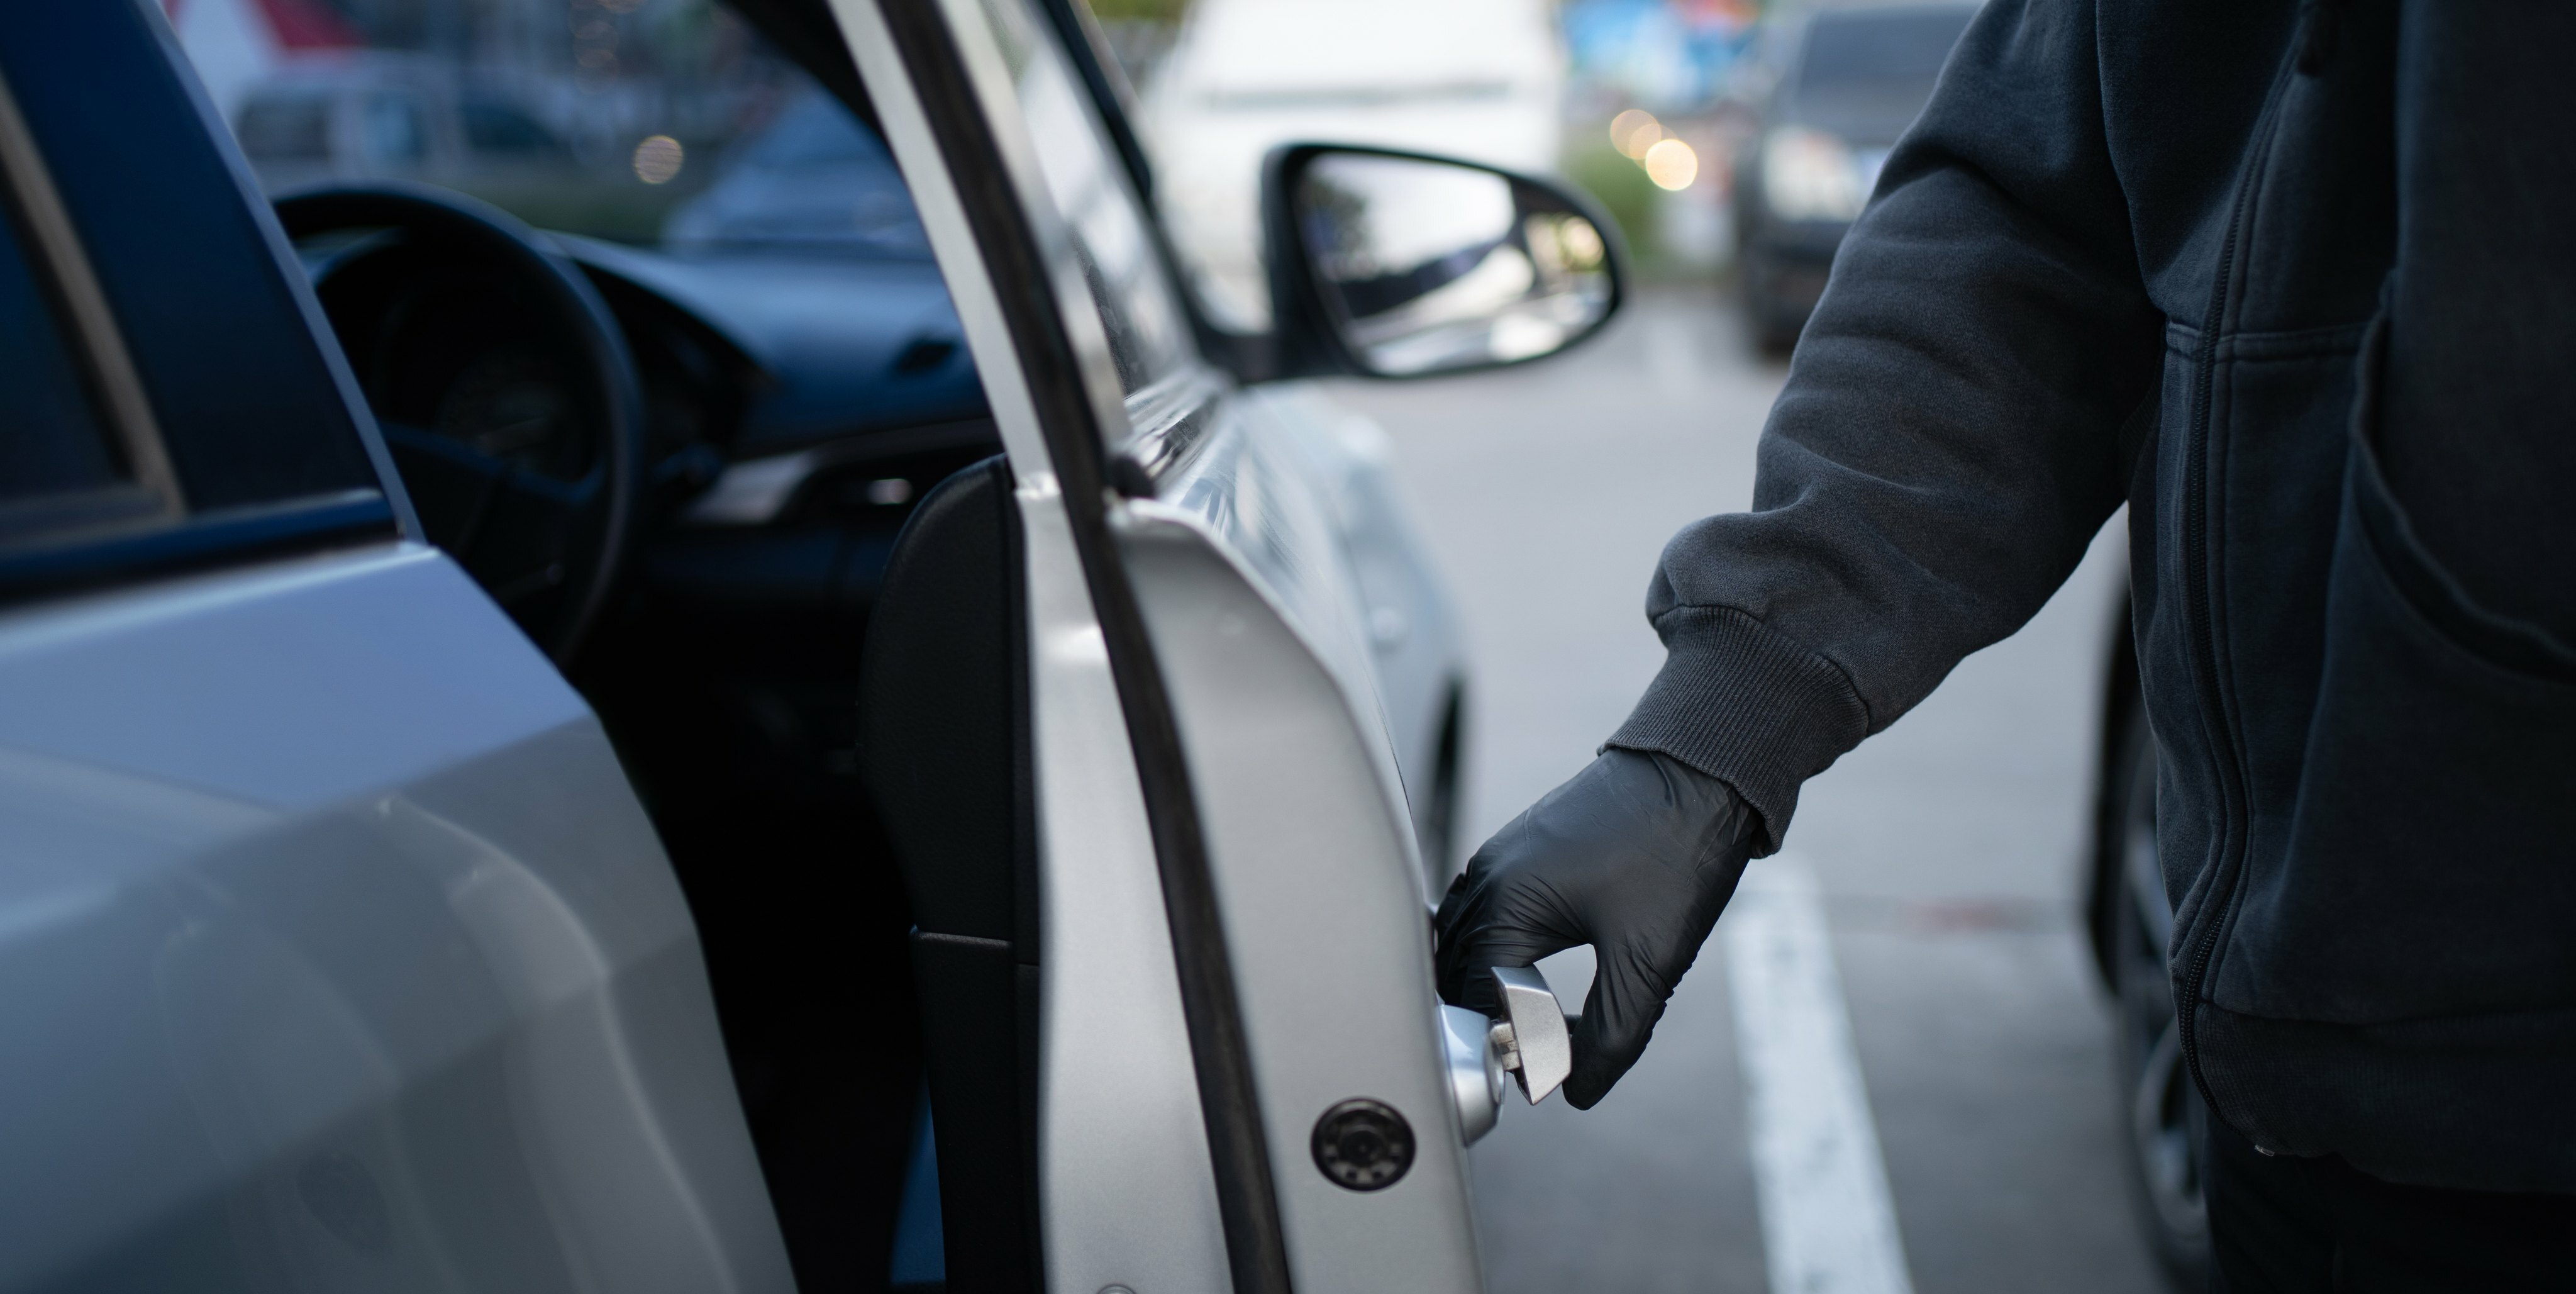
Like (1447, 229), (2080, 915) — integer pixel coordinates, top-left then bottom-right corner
(837, 0), (1488, 1289)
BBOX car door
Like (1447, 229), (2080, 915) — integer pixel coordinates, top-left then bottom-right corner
(837, 1), (1485, 1290)
(0, 6), (790, 1291)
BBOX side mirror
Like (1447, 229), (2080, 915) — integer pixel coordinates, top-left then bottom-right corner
(1262, 144), (1626, 380)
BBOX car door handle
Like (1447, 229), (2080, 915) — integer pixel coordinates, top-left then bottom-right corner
(1439, 966), (1574, 1145)
(1488, 966), (1574, 1105)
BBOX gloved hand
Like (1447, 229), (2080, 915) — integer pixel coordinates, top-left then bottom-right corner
(1434, 748), (1758, 1109)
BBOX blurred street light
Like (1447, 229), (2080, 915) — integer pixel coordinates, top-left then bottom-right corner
(633, 134), (684, 183)
(1611, 107), (1662, 159)
(1643, 136), (1697, 190)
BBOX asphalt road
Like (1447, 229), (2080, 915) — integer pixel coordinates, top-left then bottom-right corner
(1323, 289), (2168, 1294)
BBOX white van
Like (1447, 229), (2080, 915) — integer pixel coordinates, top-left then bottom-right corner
(1144, 0), (1565, 330)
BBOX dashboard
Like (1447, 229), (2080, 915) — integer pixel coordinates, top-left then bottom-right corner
(303, 227), (1002, 817)
(308, 231), (996, 541)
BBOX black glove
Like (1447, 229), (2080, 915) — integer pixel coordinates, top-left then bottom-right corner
(1434, 748), (1758, 1109)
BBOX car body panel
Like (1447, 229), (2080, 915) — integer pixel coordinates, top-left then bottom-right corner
(1121, 440), (1484, 1291)
(1023, 482), (1238, 1292)
(0, 544), (791, 1292)
(1228, 381), (1465, 887)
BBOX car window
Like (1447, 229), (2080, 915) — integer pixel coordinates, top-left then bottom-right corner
(973, 0), (1197, 403)
(6, 0), (384, 545)
(177, 4), (928, 256)
(0, 187), (122, 525)
(662, 88), (931, 258)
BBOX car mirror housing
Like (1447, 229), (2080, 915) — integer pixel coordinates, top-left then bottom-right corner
(1261, 143), (1626, 381)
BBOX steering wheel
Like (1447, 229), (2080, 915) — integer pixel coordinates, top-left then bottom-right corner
(276, 184), (647, 664)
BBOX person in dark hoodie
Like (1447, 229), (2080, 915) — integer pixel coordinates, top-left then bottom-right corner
(1436, 0), (2575, 1283)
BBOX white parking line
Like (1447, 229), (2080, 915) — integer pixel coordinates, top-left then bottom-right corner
(1726, 857), (1914, 1294)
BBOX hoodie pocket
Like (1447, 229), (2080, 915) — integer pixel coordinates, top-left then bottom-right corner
(2212, 312), (2576, 1024)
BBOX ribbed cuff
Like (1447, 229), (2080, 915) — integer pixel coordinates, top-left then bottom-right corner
(1603, 605), (1870, 856)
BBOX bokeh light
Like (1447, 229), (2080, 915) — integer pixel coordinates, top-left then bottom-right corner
(1643, 138), (1698, 191)
(633, 135), (684, 184)
(1559, 217), (1606, 269)
(1609, 108), (1662, 160)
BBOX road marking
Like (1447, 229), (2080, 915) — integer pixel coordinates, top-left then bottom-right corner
(1726, 857), (1914, 1294)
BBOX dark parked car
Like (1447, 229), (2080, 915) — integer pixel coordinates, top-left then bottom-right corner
(2087, 580), (2211, 1288)
(1729, 1), (1977, 351)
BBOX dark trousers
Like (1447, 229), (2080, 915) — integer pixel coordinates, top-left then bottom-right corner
(2206, 1117), (2576, 1291)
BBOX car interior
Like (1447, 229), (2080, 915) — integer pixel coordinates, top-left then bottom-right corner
(223, 5), (1061, 1287)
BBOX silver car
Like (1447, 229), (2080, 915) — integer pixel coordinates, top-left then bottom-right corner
(0, 0), (1621, 1289)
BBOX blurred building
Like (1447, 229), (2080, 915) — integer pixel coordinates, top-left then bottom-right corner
(163, 0), (362, 120)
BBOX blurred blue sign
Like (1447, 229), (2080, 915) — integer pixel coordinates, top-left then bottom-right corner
(1563, 0), (1758, 109)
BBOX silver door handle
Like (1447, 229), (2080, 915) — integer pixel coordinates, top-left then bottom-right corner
(1439, 966), (1574, 1145)
(1487, 966), (1572, 1105)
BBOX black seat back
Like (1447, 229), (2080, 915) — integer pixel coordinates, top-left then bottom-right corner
(860, 455), (1040, 1293)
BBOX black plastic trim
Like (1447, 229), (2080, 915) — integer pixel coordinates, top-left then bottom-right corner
(0, 490), (397, 610)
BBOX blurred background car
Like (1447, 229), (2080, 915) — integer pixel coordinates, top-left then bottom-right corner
(1139, 0), (1565, 330)
(232, 58), (579, 198)
(1727, 0), (1975, 350)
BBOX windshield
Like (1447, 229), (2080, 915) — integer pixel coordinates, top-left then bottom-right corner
(170, 0), (926, 257)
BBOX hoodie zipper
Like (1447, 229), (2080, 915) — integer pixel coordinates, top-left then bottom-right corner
(2172, 65), (2296, 1103)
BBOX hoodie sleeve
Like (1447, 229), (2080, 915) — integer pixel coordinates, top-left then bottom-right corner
(1606, 0), (2163, 852)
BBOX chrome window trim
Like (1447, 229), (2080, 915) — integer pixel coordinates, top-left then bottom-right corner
(1114, 364), (1227, 492)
